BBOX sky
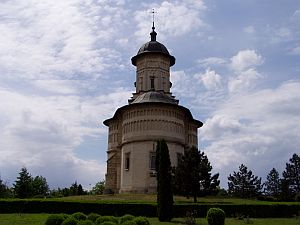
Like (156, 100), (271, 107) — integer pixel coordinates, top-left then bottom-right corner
(0, 0), (299, 190)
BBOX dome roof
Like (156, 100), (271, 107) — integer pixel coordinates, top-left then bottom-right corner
(131, 91), (178, 105)
(131, 27), (175, 66)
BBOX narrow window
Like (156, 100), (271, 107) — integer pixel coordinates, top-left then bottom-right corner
(149, 152), (156, 170)
(150, 76), (155, 90)
(125, 153), (130, 171)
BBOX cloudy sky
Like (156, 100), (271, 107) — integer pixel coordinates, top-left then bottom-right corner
(0, 0), (299, 189)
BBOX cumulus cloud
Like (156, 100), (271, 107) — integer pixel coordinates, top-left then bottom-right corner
(0, 0), (127, 80)
(0, 87), (131, 188)
(228, 50), (264, 93)
(134, 0), (206, 41)
(194, 69), (222, 90)
(201, 81), (300, 186)
(230, 49), (263, 72)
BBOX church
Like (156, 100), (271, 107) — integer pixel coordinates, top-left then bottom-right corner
(103, 23), (202, 194)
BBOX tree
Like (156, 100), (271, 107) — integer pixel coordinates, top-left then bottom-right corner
(282, 153), (300, 199)
(91, 180), (105, 195)
(32, 176), (49, 196)
(228, 164), (262, 198)
(156, 139), (173, 222)
(13, 167), (33, 198)
(264, 168), (281, 198)
(173, 147), (220, 202)
(0, 177), (10, 198)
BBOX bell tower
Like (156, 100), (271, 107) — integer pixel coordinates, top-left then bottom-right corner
(129, 24), (176, 103)
(103, 23), (202, 194)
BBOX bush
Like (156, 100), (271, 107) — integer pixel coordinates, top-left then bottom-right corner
(120, 214), (135, 224)
(62, 217), (78, 225)
(45, 214), (66, 225)
(72, 212), (87, 221)
(295, 192), (300, 202)
(121, 221), (137, 225)
(206, 208), (225, 225)
(99, 222), (116, 225)
(132, 217), (150, 225)
(78, 221), (94, 225)
(95, 216), (118, 225)
(87, 213), (100, 222)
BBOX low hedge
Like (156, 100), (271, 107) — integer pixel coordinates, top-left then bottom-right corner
(0, 200), (300, 218)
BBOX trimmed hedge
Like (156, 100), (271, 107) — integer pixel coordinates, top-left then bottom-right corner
(0, 200), (300, 218)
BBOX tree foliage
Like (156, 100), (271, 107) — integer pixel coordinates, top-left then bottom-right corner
(32, 175), (49, 196)
(13, 167), (33, 198)
(228, 164), (262, 198)
(91, 180), (105, 195)
(0, 177), (10, 198)
(282, 153), (300, 199)
(173, 146), (220, 202)
(264, 168), (281, 198)
(156, 139), (173, 222)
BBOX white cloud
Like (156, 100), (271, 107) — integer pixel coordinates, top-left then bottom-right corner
(0, 87), (131, 188)
(134, 0), (206, 41)
(195, 69), (222, 90)
(228, 50), (264, 93)
(289, 46), (300, 55)
(0, 0), (127, 80)
(201, 81), (300, 186)
(197, 57), (226, 67)
(228, 68), (262, 93)
(244, 26), (255, 34)
(230, 49), (263, 72)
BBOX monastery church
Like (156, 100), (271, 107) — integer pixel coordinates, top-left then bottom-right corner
(104, 23), (202, 194)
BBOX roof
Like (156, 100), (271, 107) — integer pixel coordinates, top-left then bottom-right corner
(131, 91), (178, 105)
(131, 27), (175, 66)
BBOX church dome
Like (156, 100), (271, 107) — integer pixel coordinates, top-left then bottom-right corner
(131, 91), (178, 105)
(131, 27), (175, 66)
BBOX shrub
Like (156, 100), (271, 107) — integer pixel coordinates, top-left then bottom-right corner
(95, 216), (118, 225)
(121, 221), (137, 225)
(72, 212), (87, 221)
(45, 214), (65, 225)
(206, 208), (225, 225)
(87, 213), (100, 222)
(295, 192), (300, 202)
(99, 222), (116, 225)
(184, 211), (196, 225)
(78, 221), (94, 225)
(120, 214), (135, 224)
(132, 217), (150, 225)
(62, 217), (78, 225)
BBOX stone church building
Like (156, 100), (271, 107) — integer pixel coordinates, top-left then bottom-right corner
(104, 24), (202, 193)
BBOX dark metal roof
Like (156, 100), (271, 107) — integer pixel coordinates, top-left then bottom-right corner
(131, 28), (175, 66)
(131, 91), (178, 105)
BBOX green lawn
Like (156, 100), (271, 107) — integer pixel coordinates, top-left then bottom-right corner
(54, 194), (300, 205)
(0, 214), (300, 225)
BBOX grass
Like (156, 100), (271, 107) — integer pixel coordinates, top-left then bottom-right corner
(0, 214), (300, 225)
(54, 194), (300, 205)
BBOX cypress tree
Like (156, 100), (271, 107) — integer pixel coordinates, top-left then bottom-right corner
(156, 139), (173, 221)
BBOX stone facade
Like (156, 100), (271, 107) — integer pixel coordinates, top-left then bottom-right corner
(104, 26), (202, 193)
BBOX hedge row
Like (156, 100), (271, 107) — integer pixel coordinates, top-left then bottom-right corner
(0, 200), (300, 218)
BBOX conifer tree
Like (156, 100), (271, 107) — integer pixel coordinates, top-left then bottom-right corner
(13, 167), (33, 198)
(173, 147), (219, 202)
(156, 139), (173, 222)
(228, 164), (262, 198)
(264, 168), (281, 198)
(282, 153), (300, 199)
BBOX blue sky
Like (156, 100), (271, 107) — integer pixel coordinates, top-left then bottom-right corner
(0, 0), (299, 189)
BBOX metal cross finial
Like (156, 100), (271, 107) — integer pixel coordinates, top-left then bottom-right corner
(151, 8), (157, 29)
